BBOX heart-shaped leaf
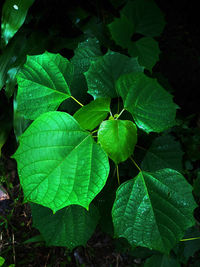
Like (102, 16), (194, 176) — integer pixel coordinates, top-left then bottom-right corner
(31, 203), (99, 249)
(13, 111), (110, 213)
(117, 72), (177, 133)
(85, 51), (144, 99)
(16, 51), (73, 120)
(141, 135), (184, 172)
(112, 169), (197, 253)
(98, 119), (137, 164)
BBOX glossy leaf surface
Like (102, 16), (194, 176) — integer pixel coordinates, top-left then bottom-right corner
(112, 169), (196, 253)
(74, 98), (110, 130)
(16, 51), (73, 120)
(1, 0), (35, 45)
(98, 120), (137, 164)
(31, 203), (99, 249)
(141, 135), (183, 172)
(13, 111), (109, 213)
(117, 72), (177, 133)
(85, 51), (143, 99)
(128, 37), (160, 71)
(121, 0), (165, 37)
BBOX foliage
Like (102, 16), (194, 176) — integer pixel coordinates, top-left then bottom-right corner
(0, 0), (199, 265)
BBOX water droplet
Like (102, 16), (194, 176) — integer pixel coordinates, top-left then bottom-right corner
(13, 4), (19, 10)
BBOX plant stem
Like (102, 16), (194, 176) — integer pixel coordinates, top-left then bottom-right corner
(180, 237), (200, 241)
(70, 96), (84, 107)
(130, 156), (141, 172)
(116, 109), (125, 120)
(116, 165), (120, 185)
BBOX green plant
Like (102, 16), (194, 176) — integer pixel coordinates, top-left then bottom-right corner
(0, 0), (199, 264)
(10, 45), (196, 253)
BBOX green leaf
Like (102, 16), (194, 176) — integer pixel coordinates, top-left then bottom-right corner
(31, 203), (99, 249)
(144, 254), (180, 267)
(85, 51), (144, 99)
(128, 37), (160, 71)
(116, 72), (177, 133)
(70, 37), (102, 101)
(98, 120), (137, 164)
(112, 169), (197, 253)
(0, 34), (27, 91)
(1, 0), (35, 46)
(121, 0), (165, 37)
(16, 51), (73, 120)
(73, 98), (110, 131)
(141, 135), (184, 172)
(108, 15), (134, 49)
(13, 111), (109, 213)
(0, 256), (5, 267)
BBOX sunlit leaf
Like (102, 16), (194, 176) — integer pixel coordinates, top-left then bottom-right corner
(112, 169), (197, 253)
(16, 51), (73, 120)
(74, 98), (110, 131)
(98, 119), (137, 164)
(13, 111), (109, 213)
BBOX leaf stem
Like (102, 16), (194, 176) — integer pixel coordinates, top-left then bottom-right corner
(70, 96), (84, 107)
(116, 165), (120, 185)
(180, 237), (200, 242)
(116, 109), (125, 120)
(130, 156), (141, 172)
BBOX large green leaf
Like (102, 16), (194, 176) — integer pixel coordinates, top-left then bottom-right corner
(121, 0), (165, 37)
(73, 98), (110, 131)
(112, 169), (197, 253)
(128, 37), (160, 72)
(1, 0), (35, 46)
(13, 111), (109, 213)
(16, 51), (73, 120)
(108, 14), (134, 49)
(116, 72), (177, 133)
(85, 51), (144, 99)
(31, 203), (99, 249)
(144, 254), (180, 267)
(98, 119), (137, 164)
(141, 135), (184, 172)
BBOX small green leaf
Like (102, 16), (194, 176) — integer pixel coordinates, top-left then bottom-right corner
(108, 15), (134, 49)
(117, 72), (177, 133)
(98, 120), (137, 164)
(141, 135), (184, 172)
(0, 256), (5, 266)
(112, 169), (197, 253)
(16, 51), (73, 120)
(31, 203), (99, 249)
(121, 0), (165, 37)
(128, 37), (160, 71)
(1, 0), (35, 45)
(85, 51), (144, 99)
(13, 111), (110, 213)
(74, 98), (110, 131)
(144, 254), (180, 267)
